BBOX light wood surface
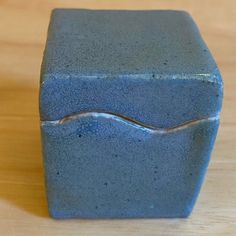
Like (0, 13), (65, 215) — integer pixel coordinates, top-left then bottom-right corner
(0, 0), (235, 235)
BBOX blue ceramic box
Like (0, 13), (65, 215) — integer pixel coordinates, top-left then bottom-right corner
(40, 9), (223, 219)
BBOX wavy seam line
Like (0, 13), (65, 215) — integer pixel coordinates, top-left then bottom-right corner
(41, 111), (219, 134)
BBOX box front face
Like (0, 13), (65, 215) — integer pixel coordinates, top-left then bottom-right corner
(40, 73), (222, 219)
(41, 112), (219, 219)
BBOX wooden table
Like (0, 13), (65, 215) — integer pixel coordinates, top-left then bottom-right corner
(0, 0), (235, 235)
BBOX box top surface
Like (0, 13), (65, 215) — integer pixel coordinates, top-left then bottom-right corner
(41, 9), (221, 83)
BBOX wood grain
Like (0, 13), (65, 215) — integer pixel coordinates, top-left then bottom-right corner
(0, 0), (235, 235)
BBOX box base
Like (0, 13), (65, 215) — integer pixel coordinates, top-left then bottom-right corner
(41, 112), (219, 219)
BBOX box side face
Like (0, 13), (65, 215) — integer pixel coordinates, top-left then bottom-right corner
(41, 113), (219, 219)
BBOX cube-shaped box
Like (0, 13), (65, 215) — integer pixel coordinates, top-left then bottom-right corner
(40, 9), (223, 219)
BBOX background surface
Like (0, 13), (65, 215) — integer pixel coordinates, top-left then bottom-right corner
(0, 0), (235, 235)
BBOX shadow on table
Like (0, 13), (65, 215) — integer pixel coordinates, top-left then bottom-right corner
(0, 79), (49, 218)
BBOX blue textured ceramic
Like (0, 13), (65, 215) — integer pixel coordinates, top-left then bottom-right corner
(40, 9), (223, 219)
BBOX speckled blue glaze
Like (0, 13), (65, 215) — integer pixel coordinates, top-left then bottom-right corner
(40, 9), (223, 219)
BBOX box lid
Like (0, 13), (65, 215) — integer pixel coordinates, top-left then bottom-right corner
(40, 9), (223, 128)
